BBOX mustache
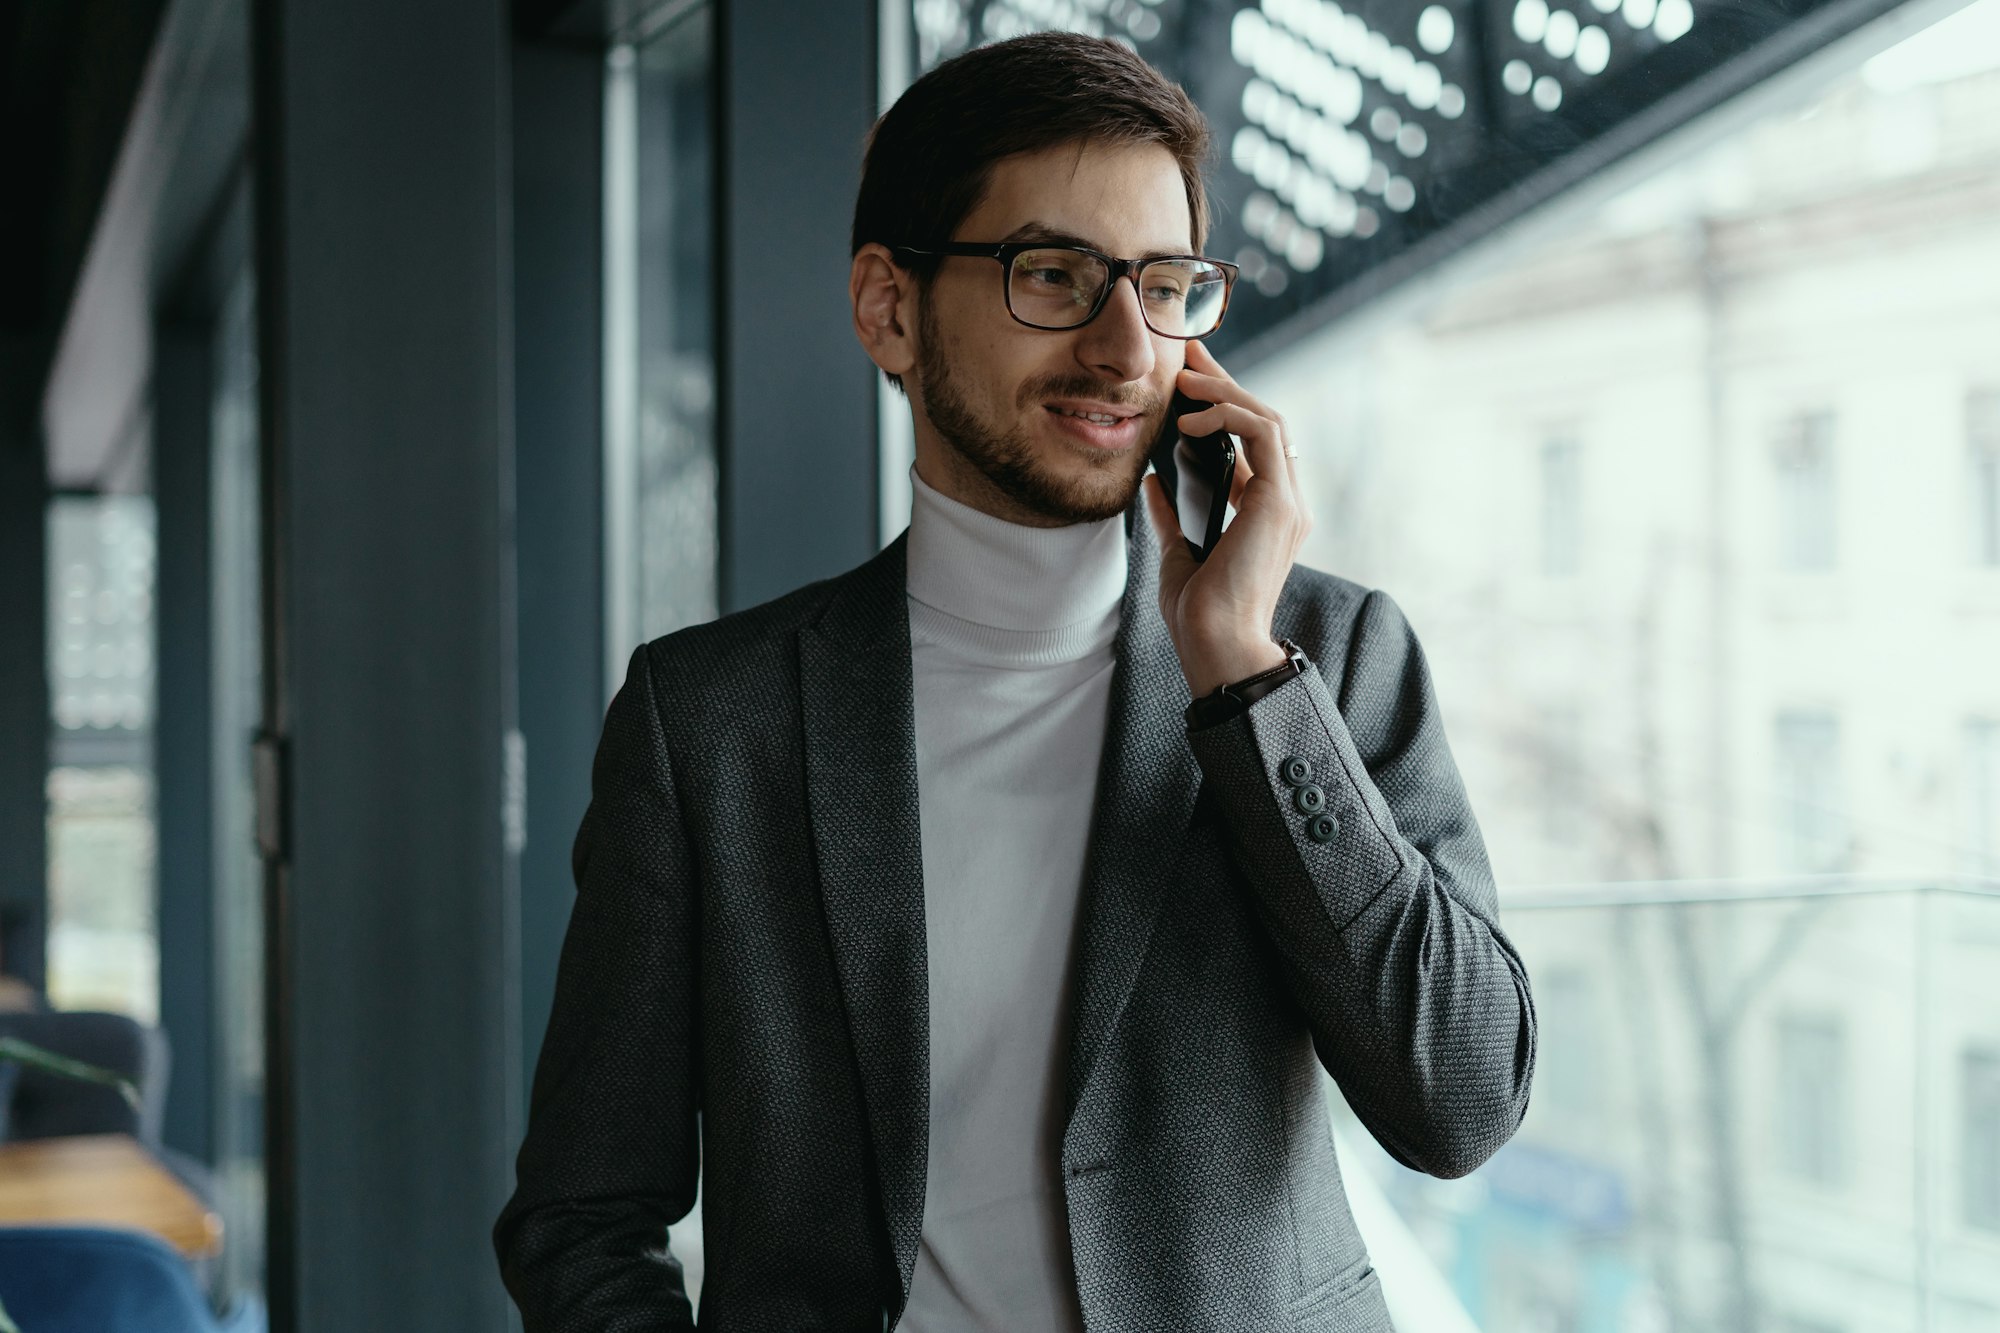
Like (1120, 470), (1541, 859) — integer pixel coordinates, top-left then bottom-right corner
(1016, 378), (1165, 416)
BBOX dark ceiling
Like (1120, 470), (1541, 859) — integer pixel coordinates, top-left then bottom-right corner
(0, 0), (169, 341)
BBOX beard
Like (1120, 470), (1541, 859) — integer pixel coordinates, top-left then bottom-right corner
(914, 295), (1159, 525)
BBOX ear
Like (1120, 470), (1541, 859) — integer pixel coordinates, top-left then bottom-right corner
(851, 243), (918, 379)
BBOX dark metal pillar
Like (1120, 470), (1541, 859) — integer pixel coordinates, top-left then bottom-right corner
(153, 319), (217, 1164)
(252, 0), (521, 1324)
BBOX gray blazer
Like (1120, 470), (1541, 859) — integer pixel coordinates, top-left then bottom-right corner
(495, 509), (1536, 1331)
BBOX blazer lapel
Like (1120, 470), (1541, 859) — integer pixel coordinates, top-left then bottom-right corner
(796, 534), (930, 1302)
(1065, 506), (1203, 1121)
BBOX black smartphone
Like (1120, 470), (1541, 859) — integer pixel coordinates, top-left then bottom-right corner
(1147, 390), (1237, 561)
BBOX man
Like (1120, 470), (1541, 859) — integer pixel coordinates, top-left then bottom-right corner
(496, 31), (1534, 1332)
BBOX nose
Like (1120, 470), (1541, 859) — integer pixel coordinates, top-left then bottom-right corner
(1073, 274), (1157, 384)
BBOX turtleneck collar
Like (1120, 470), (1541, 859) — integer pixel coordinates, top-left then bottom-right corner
(905, 463), (1129, 635)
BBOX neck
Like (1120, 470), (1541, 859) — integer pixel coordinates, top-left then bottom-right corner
(905, 464), (1127, 634)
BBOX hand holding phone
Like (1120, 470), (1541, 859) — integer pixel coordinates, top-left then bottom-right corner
(1146, 389), (1237, 562)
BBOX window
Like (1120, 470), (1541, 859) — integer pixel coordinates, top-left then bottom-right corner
(45, 496), (158, 1022)
(605, 3), (719, 688)
(1972, 389), (2000, 566)
(1774, 411), (1838, 572)
(1774, 710), (1846, 874)
(1776, 1014), (1848, 1187)
(1966, 719), (2000, 879)
(1236, 0), (2000, 1323)
(1539, 436), (1582, 577)
(1967, 1047), (2000, 1231)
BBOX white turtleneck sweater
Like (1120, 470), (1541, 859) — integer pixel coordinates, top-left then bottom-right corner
(898, 465), (1128, 1333)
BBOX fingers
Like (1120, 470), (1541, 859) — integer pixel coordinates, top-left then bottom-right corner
(1182, 340), (1283, 422)
(1175, 401), (1292, 507)
(1168, 344), (1312, 536)
(1177, 369), (1281, 429)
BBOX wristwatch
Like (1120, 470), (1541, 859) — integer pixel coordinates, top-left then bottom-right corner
(1184, 639), (1309, 731)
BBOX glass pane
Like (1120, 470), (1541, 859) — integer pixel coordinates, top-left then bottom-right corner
(1259, 0), (2000, 894)
(1328, 888), (2000, 1332)
(1245, 0), (2000, 1325)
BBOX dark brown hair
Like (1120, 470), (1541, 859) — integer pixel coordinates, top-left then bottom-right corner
(852, 30), (1214, 284)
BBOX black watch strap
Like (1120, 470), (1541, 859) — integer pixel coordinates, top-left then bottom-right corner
(1184, 639), (1309, 731)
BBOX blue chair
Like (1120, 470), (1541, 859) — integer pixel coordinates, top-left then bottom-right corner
(0, 1226), (263, 1332)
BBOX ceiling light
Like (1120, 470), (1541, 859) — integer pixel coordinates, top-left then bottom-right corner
(1514, 0), (1551, 44)
(1416, 5), (1455, 54)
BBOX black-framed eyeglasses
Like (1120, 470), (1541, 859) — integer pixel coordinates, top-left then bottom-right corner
(892, 242), (1239, 340)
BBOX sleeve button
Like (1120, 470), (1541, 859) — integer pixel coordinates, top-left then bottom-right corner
(1293, 784), (1327, 815)
(1280, 756), (1313, 786)
(1306, 813), (1339, 843)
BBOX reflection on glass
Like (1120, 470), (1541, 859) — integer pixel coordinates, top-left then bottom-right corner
(1251, 0), (2000, 1326)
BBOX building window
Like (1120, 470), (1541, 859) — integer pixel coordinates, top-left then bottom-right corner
(1966, 718), (2000, 878)
(1538, 967), (1599, 1117)
(1968, 1047), (2000, 1232)
(1775, 1013), (1848, 1187)
(1538, 701), (1585, 844)
(1774, 411), (1837, 572)
(1972, 389), (2000, 567)
(1539, 436), (1582, 577)
(1774, 709), (1846, 874)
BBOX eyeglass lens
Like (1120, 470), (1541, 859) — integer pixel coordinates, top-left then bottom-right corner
(1007, 248), (1228, 337)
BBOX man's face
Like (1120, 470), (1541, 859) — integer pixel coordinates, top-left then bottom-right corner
(908, 140), (1194, 526)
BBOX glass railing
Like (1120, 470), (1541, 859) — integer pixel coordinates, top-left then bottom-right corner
(1336, 877), (2000, 1333)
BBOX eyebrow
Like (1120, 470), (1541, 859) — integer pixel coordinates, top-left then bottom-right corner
(998, 221), (1192, 261)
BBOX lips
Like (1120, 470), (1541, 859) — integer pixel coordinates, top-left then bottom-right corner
(1050, 405), (1129, 425)
(1044, 403), (1146, 450)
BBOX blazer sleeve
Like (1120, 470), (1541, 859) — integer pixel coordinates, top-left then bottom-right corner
(1185, 588), (1536, 1179)
(494, 644), (702, 1330)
